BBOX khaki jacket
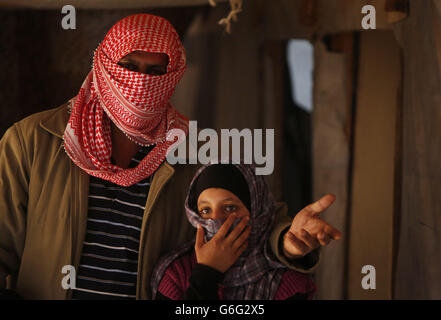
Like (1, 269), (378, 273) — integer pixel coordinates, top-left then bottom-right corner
(0, 102), (317, 299)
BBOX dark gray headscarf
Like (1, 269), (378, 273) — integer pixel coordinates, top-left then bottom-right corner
(151, 163), (287, 299)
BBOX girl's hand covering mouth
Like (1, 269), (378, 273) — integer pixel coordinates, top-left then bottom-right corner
(194, 213), (251, 273)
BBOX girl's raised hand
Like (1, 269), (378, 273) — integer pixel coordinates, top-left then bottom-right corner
(194, 214), (251, 273)
(283, 194), (342, 259)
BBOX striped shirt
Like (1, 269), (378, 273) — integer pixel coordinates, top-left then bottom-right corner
(72, 146), (154, 300)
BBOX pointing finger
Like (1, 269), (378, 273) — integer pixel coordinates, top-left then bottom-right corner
(324, 224), (343, 240)
(317, 231), (331, 246)
(301, 194), (336, 217)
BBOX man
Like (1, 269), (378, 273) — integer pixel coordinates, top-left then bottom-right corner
(0, 13), (341, 299)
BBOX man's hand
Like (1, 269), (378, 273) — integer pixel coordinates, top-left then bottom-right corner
(283, 194), (342, 259)
(195, 214), (251, 273)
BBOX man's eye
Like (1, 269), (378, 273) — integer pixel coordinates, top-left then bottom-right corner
(118, 62), (137, 72)
(224, 205), (237, 213)
(147, 68), (166, 76)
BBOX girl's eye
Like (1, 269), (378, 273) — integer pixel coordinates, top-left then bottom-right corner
(224, 205), (237, 213)
(199, 208), (211, 215)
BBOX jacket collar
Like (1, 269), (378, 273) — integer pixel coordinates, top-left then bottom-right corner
(39, 101), (70, 139)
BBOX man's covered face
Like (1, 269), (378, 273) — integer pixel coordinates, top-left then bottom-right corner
(92, 13), (187, 138)
(63, 14), (189, 186)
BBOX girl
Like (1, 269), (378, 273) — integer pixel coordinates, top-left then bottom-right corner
(151, 163), (316, 300)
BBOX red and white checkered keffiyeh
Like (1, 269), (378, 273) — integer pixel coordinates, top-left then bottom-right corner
(63, 14), (188, 186)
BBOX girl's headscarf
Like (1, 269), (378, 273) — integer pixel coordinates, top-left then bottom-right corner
(63, 14), (188, 186)
(151, 163), (291, 300)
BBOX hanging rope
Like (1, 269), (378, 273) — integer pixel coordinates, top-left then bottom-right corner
(209, 0), (243, 34)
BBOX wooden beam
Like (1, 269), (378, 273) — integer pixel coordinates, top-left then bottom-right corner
(0, 0), (228, 9)
(347, 30), (401, 299)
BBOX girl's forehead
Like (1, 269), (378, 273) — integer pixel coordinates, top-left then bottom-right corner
(197, 188), (242, 203)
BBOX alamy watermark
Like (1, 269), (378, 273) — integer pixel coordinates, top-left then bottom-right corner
(361, 265), (376, 290)
(362, 5), (376, 30)
(61, 265), (76, 290)
(61, 4), (377, 31)
(166, 121), (275, 175)
(61, 5), (76, 30)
